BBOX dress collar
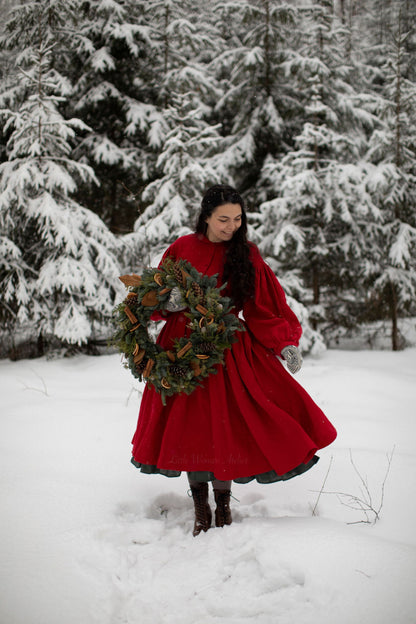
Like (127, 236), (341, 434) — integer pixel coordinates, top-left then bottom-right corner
(195, 232), (227, 247)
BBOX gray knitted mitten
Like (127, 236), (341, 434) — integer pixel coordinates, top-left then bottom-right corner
(281, 345), (303, 374)
(165, 286), (187, 312)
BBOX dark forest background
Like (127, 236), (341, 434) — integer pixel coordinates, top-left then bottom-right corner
(0, 0), (415, 357)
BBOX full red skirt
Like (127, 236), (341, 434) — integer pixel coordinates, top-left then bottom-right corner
(131, 234), (337, 483)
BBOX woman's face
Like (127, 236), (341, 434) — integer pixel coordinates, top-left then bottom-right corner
(205, 203), (242, 243)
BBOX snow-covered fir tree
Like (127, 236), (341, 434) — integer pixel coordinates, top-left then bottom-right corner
(126, 93), (223, 266)
(0, 0), (80, 67)
(362, 7), (416, 350)
(144, 0), (220, 109)
(0, 0), (80, 138)
(124, 0), (223, 267)
(1, 0), (415, 355)
(0, 41), (122, 352)
(254, 0), (384, 340)
(67, 0), (159, 234)
(210, 0), (300, 191)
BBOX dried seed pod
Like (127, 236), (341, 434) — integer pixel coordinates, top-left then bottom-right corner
(195, 354), (210, 360)
(119, 274), (142, 287)
(141, 291), (159, 307)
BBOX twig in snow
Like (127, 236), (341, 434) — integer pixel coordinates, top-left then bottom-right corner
(125, 385), (141, 407)
(314, 447), (395, 525)
(20, 369), (49, 396)
(311, 454), (333, 516)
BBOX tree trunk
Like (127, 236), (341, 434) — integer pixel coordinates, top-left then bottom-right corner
(163, 5), (170, 107)
(311, 262), (320, 330)
(339, 0), (346, 23)
(263, 0), (272, 97)
(37, 332), (45, 357)
(312, 263), (320, 305)
(388, 282), (399, 351)
(394, 8), (402, 174)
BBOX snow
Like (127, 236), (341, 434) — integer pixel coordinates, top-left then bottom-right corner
(1, 348), (416, 624)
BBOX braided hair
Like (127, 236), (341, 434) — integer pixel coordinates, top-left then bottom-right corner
(195, 184), (255, 309)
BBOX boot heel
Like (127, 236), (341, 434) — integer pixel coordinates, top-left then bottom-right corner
(214, 489), (232, 527)
(190, 483), (212, 536)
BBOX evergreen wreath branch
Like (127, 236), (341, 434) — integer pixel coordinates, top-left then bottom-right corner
(110, 258), (243, 404)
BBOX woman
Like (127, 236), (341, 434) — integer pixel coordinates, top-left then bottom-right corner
(131, 184), (337, 536)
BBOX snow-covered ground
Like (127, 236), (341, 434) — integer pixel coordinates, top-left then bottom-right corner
(1, 348), (415, 624)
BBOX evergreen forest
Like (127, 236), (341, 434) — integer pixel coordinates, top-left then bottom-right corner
(0, 0), (415, 357)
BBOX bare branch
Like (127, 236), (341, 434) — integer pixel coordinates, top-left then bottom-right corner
(311, 454), (333, 516)
(20, 368), (49, 396)
(311, 447), (396, 525)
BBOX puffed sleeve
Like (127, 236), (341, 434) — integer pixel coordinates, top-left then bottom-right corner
(242, 244), (302, 354)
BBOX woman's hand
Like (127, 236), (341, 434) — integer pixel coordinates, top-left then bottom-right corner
(165, 286), (187, 312)
(281, 345), (303, 374)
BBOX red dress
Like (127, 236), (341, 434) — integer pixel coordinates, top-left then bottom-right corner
(131, 233), (337, 483)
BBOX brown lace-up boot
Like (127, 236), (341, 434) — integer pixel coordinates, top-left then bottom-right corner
(214, 489), (232, 528)
(190, 482), (212, 536)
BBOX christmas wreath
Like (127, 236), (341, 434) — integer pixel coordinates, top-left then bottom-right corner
(111, 258), (242, 404)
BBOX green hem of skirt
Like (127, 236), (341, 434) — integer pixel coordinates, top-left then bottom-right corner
(130, 455), (319, 484)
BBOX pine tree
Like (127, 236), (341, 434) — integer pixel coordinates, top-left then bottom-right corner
(0, 0), (80, 66)
(254, 0), (382, 337)
(0, 0), (80, 158)
(144, 0), (219, 108)
(211, 0), (300, 191)
(126, 0), (223, 267)
(0, 40), (122, 353)
(363, 6), (416, 350)
(67, 0), (158, 234)
(127, 93), (222, 266)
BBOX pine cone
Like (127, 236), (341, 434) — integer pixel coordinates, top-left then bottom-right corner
(172, 263), (183, 284)
(126, 292), (138, 303)
(191, 281), (205, 304)
(169, 364), (188, 378)
(196, 342), (216, 354)
(136, 359), (147, 374)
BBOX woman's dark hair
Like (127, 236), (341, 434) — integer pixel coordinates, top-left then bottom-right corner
(196, 184), (255, 309)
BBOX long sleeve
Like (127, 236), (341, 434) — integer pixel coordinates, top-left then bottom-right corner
(242, 245), (302, 355)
